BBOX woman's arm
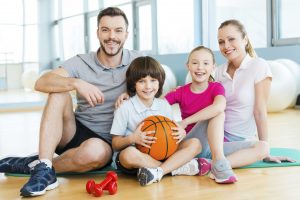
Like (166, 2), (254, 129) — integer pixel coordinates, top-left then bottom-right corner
(181, 95), (226, 128)
(254, 77), (271, 142)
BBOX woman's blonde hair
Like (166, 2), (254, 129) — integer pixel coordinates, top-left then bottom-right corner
(218, 19), (257, 57)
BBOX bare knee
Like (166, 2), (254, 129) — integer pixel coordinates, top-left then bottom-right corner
(73, 139), (112, 168)
(180, 138), (202, 155)
(119, 147), (142, 167)
(254, 141), (270, 160)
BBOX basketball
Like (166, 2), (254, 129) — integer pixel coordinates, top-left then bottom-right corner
(136, 115), (178, 160)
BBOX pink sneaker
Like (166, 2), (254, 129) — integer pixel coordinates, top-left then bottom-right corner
(198, 158), (212, 176)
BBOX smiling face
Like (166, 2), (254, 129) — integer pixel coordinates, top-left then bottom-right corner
(217, 24), (248, 63)
(97, 16), (128, 57)
(135, 75), (159, 105)
(187, 49), (215, 84)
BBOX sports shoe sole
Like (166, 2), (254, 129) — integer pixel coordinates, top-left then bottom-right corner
(20, 180), (59, 197)
(209, 172), (238, 184)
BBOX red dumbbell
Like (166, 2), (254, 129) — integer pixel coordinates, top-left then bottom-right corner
(86, 171), (118, 197)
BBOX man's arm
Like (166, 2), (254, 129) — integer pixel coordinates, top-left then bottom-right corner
(35, 67), (104, 107)
(35, 67), (76, 93)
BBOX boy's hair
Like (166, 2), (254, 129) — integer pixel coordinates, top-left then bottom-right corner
(126, 56), (165, 98)
(187, 45), (215, 82)
(97, 7), (129, 30)
(218, 19), (256, 57)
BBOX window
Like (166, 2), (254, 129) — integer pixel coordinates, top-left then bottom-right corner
(61, 16), (85, 59)
(157, 0), (194, 54)
(212, 0), (267, 50)
(137, 3), (152, 51)
(278, 0), (300, 38)
(61, 0), (84, 17)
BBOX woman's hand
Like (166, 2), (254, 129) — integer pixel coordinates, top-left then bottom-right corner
(171, 121), (187, 144)
(131, 123), (156, 148)
(115, 92), (129, 109)
(263, 155), (296, 163)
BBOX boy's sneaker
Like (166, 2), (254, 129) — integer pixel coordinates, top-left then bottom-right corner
(209, 159), (237, 184)
(138, 167), (163, 186)
(20, 162), (58, 197)
(198, 158), (212, 176)
(171, 158), (199, 176)
(0, 155), (38, 174)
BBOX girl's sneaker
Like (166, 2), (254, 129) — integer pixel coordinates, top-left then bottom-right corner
(209, 159), (237, 184)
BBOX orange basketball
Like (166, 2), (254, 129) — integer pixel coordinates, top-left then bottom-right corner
(136, 115), (178, 161)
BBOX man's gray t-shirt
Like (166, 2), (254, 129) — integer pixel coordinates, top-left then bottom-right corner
(61, 49), (142, 144)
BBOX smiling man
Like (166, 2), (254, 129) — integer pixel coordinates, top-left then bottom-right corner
(0, 7), (142, 197)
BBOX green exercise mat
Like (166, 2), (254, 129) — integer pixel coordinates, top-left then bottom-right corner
(241, 147), (300, 168)
(4, 148), (300, 177)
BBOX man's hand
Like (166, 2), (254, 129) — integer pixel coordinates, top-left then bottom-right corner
(263, 155), (296, 163)
(115, 92), (129, 109)
(74, 79), (104, 107)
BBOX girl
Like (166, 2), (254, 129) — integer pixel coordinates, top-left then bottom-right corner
(110, 56), (201, 186)
(165, 46), (237, 183)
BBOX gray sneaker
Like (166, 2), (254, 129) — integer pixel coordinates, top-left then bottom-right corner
(209, 159), (237, 183)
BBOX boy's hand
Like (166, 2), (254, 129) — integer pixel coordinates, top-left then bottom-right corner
(132, 122), (156, 148)
(171, 121), (186, 144)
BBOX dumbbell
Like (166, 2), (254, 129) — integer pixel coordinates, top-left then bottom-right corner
(86, 171), (118, 197)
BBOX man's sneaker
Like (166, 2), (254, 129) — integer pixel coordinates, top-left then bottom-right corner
(0, 155), (38, 174)
(20, 162), (58, 197)
(171, 158), (199, 176)
(209, 159), (237, 184)
(198, 158), (212, 176)
(138, 167), (163, 186)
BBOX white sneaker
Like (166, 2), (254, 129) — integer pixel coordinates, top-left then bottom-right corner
(171, 158), (199, 176)
(138, 167), (163, 186)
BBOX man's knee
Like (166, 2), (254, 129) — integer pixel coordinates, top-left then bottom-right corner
(47, 92), (72, 106)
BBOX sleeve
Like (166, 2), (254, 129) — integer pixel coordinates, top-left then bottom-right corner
(59, 55), (82, 78)
(110, 103), (129, 136)
(161, 99), (174, 120)
(254, 58), (272, 84)
(165, 86), (182, 105)
(211, 82), (225, 97)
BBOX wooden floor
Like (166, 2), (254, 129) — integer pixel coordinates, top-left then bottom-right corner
(0, 108), (300, 200)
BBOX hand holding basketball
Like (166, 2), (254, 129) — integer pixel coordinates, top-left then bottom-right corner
(131, 122), (156, 149)
(136, 115), (179, 160)
(171, 121), (186, 144)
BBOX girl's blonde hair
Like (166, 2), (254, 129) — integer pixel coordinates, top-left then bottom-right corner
(218, 19), (257, 57)
(187, 45), (215, 82)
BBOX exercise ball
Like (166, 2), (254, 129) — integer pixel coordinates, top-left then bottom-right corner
(161, 64), (177, 96)
(21, 70), (39, 91)
(275, 59), (300, 107)
(267, 61), (297, 112)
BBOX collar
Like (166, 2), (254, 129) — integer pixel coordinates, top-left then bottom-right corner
(222, 54), (252, 76)
(94, 48), (128, 70)
(131, 95), (160, 114)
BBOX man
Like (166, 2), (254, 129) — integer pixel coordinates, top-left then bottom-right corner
(0, 7), (142, 197)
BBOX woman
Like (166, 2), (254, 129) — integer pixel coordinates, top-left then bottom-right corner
(215, 19), (294, 164)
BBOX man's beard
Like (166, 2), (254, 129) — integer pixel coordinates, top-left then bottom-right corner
(100, 39), (124, 57)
